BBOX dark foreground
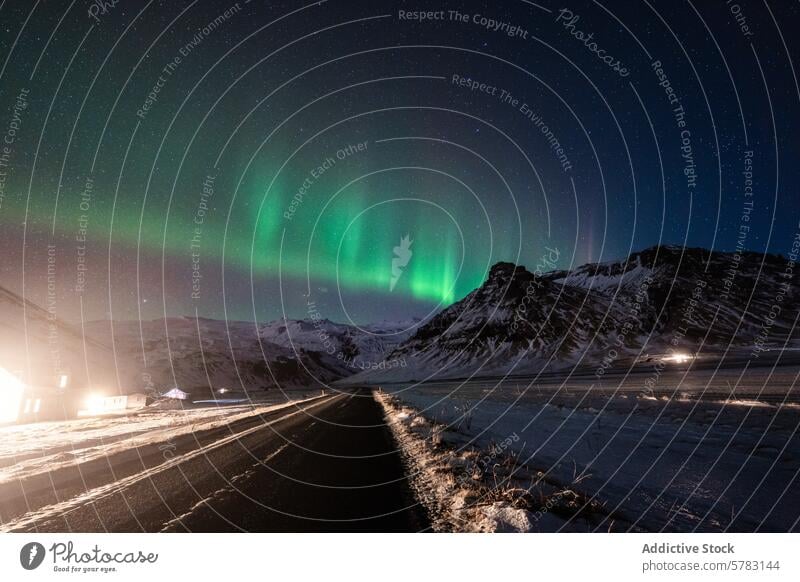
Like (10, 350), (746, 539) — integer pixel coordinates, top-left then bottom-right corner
(0, 390), (429, 532)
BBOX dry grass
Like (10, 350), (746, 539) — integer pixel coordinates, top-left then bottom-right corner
(377, 392), (632, 532)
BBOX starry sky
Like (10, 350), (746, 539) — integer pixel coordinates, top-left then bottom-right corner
(0, 0), (798, 325)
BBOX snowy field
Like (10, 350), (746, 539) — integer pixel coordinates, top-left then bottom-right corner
(382, 366), (800, 532)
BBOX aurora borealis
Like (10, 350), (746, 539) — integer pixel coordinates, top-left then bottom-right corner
(1, 0), (799, 325)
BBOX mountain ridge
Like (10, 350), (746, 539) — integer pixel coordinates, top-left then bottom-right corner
(3, 245), (797, 391)
(343, 244), (800, 383)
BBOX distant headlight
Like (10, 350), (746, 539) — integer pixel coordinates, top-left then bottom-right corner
(665, 353), (693, 364)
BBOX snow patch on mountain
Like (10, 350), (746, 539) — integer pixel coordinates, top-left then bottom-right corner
(344, 246), (800, 383)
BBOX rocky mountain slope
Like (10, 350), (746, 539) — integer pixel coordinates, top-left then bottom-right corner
(84, 316), (420, 397)
(345, 245), (799, 382)
(1, 277), (419, 397)
(4, 245), (796, 392)
(258, 317), (419, 372)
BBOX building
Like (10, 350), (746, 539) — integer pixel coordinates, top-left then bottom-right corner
(126, 393), (150, 409)
(80, 392), (151, 416)
(1, 365), (152, 424)
(0, 285), (149, 425)
(162, 387), (188, 400)
(16, 386), (84, 423)
(1, 367), (85, 424)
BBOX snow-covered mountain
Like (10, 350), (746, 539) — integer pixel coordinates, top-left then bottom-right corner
(5, 245), (797, 392)
(345, 246), (800, 382)
(547, 245), (798, 346)
(258, 317), (420, 372)
(84, 319), (289, 396)
(342, 261), (630, 382)
(84, 316), (419, 397)
(1, 279), (420, 397)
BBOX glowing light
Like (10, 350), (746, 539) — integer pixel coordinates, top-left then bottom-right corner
(83, 393), (106, 415)
(665, 353), (693, 364)
(79, 393), (131, 416)
(0, 367), (25, 424)
(58, 374), (68, 389)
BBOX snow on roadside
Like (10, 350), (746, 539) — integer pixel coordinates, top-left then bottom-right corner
(376, 391), (620, 532)
(0, 392), (323, 485)
(380, 382), (800, 532)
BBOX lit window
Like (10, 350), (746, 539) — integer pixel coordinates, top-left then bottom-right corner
(33, 399), (41, 413)
(24, 399), (31, 413)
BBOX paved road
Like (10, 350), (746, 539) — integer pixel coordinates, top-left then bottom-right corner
(1, 390), (429, 532)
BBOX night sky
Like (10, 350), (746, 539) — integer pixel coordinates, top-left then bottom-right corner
(0, 0), (798, 325)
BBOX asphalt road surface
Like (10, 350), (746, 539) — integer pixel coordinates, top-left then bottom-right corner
(0, 390), (429, 532)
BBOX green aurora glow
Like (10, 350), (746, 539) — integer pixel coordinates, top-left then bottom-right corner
(15, 162), (501, 309)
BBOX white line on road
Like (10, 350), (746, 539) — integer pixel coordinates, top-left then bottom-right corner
(1, 395), (340, 532)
